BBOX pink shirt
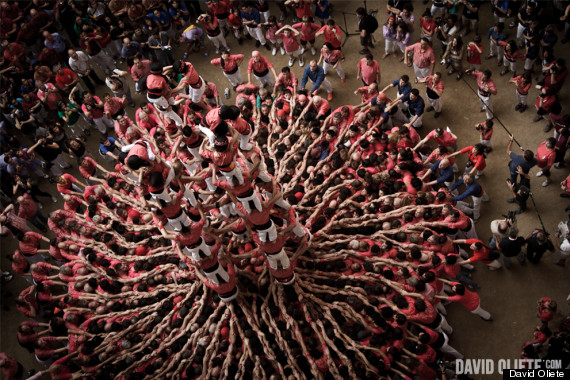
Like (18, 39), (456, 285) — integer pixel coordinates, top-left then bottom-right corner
(406, 43), (435, 68)
(536, 142), (556, 168)
(426, 130), (456, 147)
(292, 22), (320, 41)
(278, 32), (300, 53)
(358, 58), (380, 85)
(130, 60), (151, 82)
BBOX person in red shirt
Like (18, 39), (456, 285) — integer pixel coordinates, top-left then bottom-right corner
(315, 19), (342, 50)
(509, 72), (532, 113)
(436, 280), (492, 320)
(16, 194), (48, 232)
(467, 69), (497, 121)
(318, 42), (345, 82)
(356, 54), (380, 86)
(210, 51), (244, 90)
(448, 144), (487, 179)
(475, 119), (494, 152)
(535, 137), (556, 187)
(292, 16), (320, 56)
(247, 50), (277, 88)
(533, 87), (557, 124)
(466, 35), (483, 71)
(454, 238), (502, 269)
(0, 352), (23, 380)
(200, 134), (244, 186)
(276, 25), (304, 67)
(418, 72), (444, 118)
(54, 65), (79, 93)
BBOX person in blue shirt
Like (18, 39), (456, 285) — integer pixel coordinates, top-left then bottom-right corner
(99, 137), (121, 162)
(421, 158), (454, 188)
(450, 174), (488, 220)
(380, 75), (412, 112)
(121, 38), (143, 61)
(506, 134), (536, 184)
(148, 9), (176, 40)
(389, 88), (425, 129)
(241, 2), (270, 50)
(301, 60), (333, 99)
(169, 1), (191, 27)
(314, 0), (330, 24)
(486, 22), (505, 63)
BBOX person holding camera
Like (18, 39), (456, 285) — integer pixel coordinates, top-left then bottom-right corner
(526, 229), (554, 264)
(437, 14), (458, 58)
(475, 120), (493, 152)
(539, 59), (568, 96)
(506, 176), (529, 215)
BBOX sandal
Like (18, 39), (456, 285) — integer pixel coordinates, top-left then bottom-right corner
(407, 61), (412, 67)
(399, 56), (405, 62)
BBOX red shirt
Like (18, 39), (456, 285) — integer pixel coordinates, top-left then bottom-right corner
(460, 146), (486, 171)
(292, 22), (320, 41)
(535, 141), (556, 168)
(467, 42), (483, 65)
(17, 193), (38, 219)
(426, 130), (455, 147)
(79, 156), (98, 179)
(406, 43), (435, 68)
(317, 25), (342, 48)
(211, 54), (244, 74)
(55, 69), (78, 89)
(447, 281), (480, 311)
(248, 56), (273, 75)
(19, 232), (43, 255)
(57, 173), (78, 194)
(278, 32), (300, 53)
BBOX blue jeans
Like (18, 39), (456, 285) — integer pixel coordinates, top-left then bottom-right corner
(456, 271), (479, 289)
(29, 209), (47, 230)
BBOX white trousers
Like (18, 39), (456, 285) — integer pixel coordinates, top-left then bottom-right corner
(478, 93), (494, 120)
(220, 164), (244, 185)
(223, 69), (243, 87)
(256, 220), (277, 243)
(489, 40), (504, 62)
(516, 89), (528, 106)
(237, 191), (262, 213)
(471, 303), (491, 320)
(413, 64), (430, 80)
(167, 211), (191, 231)
(93, 116), (113, 134)
(147, 95), (184, 126)
(427, 95), (442, 112)
(207, 33), (230, 51)
(246, 26), (266, 45)
(202, 262), (229, 284)
(385, 39), (397, 55)
(254, 72), (275, 88)
(189, 76), (206, 103)
(323, 61), (345, 79)
(265, 248), (290, 270)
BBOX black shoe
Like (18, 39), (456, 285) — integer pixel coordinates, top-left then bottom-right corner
(434, 112), (441, 118)
(515, 103), (521, 111)
(519, 105), (527, 113)
(543, 123), (553, 132)
(533, 115), (543, 122)
(263, 43), (271, 51)
(561, 193), (570, 198)
(255, 40), (261, 47)
(426, 106), (434, 112)
(359, 49), (370, 55)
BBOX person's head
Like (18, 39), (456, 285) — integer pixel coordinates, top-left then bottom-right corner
(508, 226), (519, 239)
(482, 69), (492, 81)
(309, 60), (318, 71)
(123, 37), (132, 47)
(241, 2), (252, 13)
(356, 7), (366, 19)
(410, 88), (419, 100)
(68, 49), (78, 60)
(252, 50), (261, 62)
(523, 150), (534, 162)
(420, 37), (430, 49)
(399, 75), (409, 87)
(365, 54), (374, 65)
(545, 137), (556, 150)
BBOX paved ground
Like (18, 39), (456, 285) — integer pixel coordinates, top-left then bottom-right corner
(1, 1), (569, 379)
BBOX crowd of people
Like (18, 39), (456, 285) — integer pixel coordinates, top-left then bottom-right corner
(0, 0), (569, 379)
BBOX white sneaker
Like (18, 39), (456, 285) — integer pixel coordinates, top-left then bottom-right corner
(311, 47), (316, 55)
(288, 57), (295, 67)
(536, 171), (543, 177)
(52, 196), (57, 203)
(215, 48), (220, 54)
(299, 56), (304, 66)
(301, 47), (306, 54)
(280, 47), (285, 55)
(272, 47), (277, 56)
(542, 179), (551, 187)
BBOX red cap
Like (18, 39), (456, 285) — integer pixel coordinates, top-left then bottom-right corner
(277, 110), (286, 117)
(295, 192), (304, 200)
(221, 327), (229, 339)
(135, 246), (147, 256)
(377, 93), (388, 102)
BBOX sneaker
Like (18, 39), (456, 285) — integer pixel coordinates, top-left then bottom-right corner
(204, 50), (209, 57)
(514, 208), (522, 214)
(536, 170), (543, 177)
(359, 49), (370, 55)
(543, 123), (553, 132)
(542, 179), (551, 187)
(224, 88), (230, 99)
(515, 103), (521, 111)
(485, 54), (495, 60)
(215, 48), (220, 54)
(183, 53), (189, 60)
(280, 47), (285, 55)
(509, 21), (516, 28)
(311, 47), (316, 55)
(506, 198), (515, 203)
(434, 112), (441, 118)
(272, 47), (277, 56)
(233, 85), (238, 91)
(279, 14), (285, 22)
(255, 41), (261, 48)
(288, 57), (295, 67)
(554, 163), (564, 169)
(533, 115), (543, 122)
(299, 56), (304, 66)
(500, 69), (507, 76)
(327, 92), (333, 101)
(341, 77), (346, 82)
(52, 196), (58, 203)
(480, 106), (486, 112)
(475, 174), (482, 180)
(561, 193), (570, 198)
(426, 106), (434, 112)
(263, 43), (271, 51)
(301, 47), (306, 54)
(519, 105), (527, 113)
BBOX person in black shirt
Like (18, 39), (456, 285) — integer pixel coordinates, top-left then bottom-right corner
(525, 229), (554, 264)
(462, 0), (480, 36)
(356, 7), (379, 55)
(499, 226), (527, 269)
